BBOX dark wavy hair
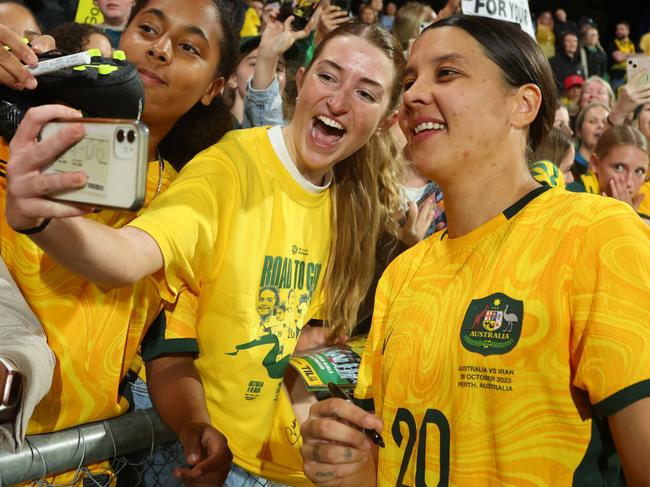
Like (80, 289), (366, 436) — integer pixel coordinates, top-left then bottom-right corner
(128, 0), (239, 170)
(424, 15), (556, 152)
(46, 22), (110, 54)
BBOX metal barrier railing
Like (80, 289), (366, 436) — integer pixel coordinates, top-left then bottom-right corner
(0, 408), (175, 486)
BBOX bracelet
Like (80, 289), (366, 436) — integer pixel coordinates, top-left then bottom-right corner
(11, 218), (51, 235)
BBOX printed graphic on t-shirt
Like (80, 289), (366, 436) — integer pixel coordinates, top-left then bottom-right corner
(226, 247), (323, 399)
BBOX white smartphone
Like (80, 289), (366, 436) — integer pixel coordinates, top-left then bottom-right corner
(627, 56), (650, 87)
(40, 118), (149, 211)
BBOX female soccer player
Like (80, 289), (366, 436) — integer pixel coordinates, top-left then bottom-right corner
(301, 15), (650, 486)
(4, 22), (405, 486)
(0, 0), (237, 483)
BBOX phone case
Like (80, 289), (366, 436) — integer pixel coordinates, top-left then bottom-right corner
(40, 118), (149, 211)
(627, 56), (650, 87)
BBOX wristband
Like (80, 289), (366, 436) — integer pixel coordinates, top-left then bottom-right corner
(11, 218), (51, 235)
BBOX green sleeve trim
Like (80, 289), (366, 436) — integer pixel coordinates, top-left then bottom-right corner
(142, 338), (199, 361)
(637, 212), (650, 220)
(593, 379), (650, 418)
(141, 310), (199, 361)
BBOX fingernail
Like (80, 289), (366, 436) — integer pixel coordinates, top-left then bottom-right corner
(26, 78), (37, 90)
(188, 453), (199, 463)
(73, 173), (86, 184)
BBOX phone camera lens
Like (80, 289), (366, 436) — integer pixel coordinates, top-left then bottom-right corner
(116, 129), (125, 142)
(127, 130), (136, 143)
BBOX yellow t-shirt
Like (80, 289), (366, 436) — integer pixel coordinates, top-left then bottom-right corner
(129, 126), (331, 485)
(0, 146), (178, 484)
(240, 6), (261, 37)
(356, 186), (650, 485)
(612, 38), (635, 72)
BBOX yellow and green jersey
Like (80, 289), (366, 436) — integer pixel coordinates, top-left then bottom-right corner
(131, 126), (331, 485)
(356, 186), (650, 486)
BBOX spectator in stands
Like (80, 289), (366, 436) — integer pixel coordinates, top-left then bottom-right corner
(4, 21), (406, 487)
(380, 1), (396, 31)
(549, 30), (585, 93)
(392, 1), (435, 52)
(240, 0), (264, 36)
(226, 16), (306, 128)
(578, 75), (615, 111)
(359, 4), (377, 25)
(0, 0), (40, 38)
(369, 0), (382, 18)
(636, 102), (650, 141)
(554, 100), (572, 136)
(633, 103), (650, 221)
(574, 102), (609, 178)
(531, 126), (575, 186)
(96, 0), (133, 48)
(47, 22), (113, 57)
(569, 126), (649, 217)
(535, 11), (555, 59)
(580, 24), (608, 79)
(0, 0), (238, 483)
(553, 8), (576, 38)
(560, 73), (583, 117)
(640, 28), (650, 56)
(302, 16), (650, 487)
(609, 21), (636, 92)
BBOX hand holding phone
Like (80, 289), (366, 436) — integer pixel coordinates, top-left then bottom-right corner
(278, 0), (321, 31)
(610, 56), (650, 123)
(40, 118), (149, 211)
(627, 57), (650, 86)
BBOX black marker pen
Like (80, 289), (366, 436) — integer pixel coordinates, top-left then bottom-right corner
(327, 381), (385, 448)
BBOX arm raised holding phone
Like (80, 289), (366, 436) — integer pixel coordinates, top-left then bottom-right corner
(5, 105), (163, 287)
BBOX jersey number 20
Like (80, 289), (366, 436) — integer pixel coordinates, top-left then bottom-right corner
(392, 407), (450, 487)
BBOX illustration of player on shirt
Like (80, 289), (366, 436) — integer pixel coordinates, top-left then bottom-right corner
(227, 285), (313, 380)
(256, 285), (280, 332)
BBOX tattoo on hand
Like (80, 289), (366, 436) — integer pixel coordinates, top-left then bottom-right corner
(313, 443), (322, 463)
(344, 447), (352, 460)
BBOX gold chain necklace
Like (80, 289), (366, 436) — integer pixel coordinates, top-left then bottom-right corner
(154, 149), (164, 199)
